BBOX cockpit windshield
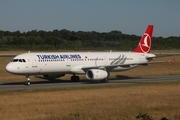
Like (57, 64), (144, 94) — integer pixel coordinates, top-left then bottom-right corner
(12, 59), (26, 62)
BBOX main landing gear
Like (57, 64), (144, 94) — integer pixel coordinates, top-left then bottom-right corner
(71, 74), (80, 82)
(100, 78), (109, 83)
(25, 76), (31, 85)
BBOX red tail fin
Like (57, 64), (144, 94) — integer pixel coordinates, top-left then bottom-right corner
(134, 25), (154, 53)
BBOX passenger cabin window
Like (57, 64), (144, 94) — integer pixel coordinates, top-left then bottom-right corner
(22, 59), (26, 62)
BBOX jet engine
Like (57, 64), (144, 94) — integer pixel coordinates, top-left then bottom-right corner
(86, 69), (108, 80)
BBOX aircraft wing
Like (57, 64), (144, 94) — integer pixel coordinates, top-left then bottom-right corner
(82, 59), (174, 72)
(82, 64), (137, 72)
(148, 59), (174, 64)
(82, 63), (151, 72)
(155, 53), (180, 58)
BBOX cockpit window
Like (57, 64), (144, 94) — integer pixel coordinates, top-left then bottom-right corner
(12, 59), (26, 63)
(12, 59), (18, 62)
(19, 59), (22, 62)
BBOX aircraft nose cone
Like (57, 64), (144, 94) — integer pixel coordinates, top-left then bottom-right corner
(6, 63), (14, 73)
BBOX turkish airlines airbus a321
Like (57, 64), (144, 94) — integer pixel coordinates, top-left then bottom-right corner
(6, 25), (173, 85)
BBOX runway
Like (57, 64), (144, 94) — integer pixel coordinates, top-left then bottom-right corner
(0, 75), (180, 91)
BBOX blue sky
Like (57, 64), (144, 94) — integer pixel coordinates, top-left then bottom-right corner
(0, 0), (180, 37)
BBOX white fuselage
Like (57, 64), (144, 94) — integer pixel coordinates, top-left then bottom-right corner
(6, 52), (155, 76)
(5, 25), (155, 84)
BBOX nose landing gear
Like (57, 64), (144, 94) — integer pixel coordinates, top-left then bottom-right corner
(25, 76), (30, 85)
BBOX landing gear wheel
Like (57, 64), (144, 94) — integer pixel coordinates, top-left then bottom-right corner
(27, 81), (30, 85)
(25, 81), (30, 85)
(71, 75), (80, 82)
(100, 78), (109, 83)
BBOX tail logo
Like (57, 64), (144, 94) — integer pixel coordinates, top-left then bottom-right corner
(139, 33), (151, 53)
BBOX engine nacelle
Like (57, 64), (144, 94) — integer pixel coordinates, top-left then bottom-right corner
(43, 74), (65, 79)
(86, 69), (108, 80)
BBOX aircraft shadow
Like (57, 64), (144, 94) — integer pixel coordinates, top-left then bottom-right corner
(0, 75), (140, 85)
(81, 75), (141, 84)
(0, 79), (81, 85)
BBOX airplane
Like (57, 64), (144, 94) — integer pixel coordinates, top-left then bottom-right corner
(5, 25), (173, 85)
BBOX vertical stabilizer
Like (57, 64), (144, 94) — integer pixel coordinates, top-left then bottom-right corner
(134, 25), (154, 53)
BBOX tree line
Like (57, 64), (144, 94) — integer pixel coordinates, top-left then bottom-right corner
(0, 29), (179, 51)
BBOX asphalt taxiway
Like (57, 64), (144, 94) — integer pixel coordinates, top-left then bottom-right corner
(0, 75), (180, 91)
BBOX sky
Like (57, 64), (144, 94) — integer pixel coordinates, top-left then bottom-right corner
(0, 0), (180, 37)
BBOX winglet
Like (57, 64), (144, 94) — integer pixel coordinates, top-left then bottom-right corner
(134, 25), (154, 53)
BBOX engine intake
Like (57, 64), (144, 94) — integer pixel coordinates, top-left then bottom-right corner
(86, 69), (108, 80)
